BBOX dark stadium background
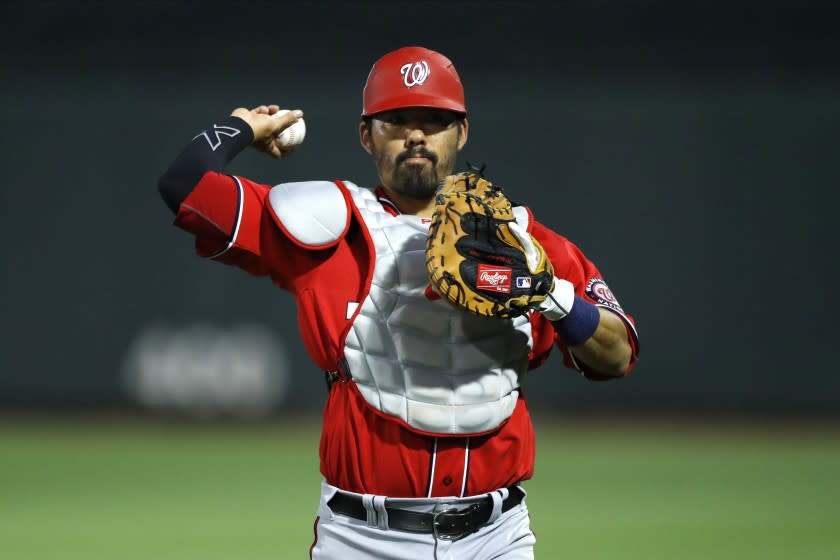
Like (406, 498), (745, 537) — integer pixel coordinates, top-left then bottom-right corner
(1, 2), (838, 559)
(2, 0), (837, 414)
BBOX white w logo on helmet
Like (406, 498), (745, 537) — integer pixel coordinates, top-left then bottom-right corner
(400, 61), (430, 87)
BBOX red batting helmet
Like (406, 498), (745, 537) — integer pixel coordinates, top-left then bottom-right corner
(362, 46), (466, 117)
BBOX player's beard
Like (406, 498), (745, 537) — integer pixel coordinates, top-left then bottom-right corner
(390, 148), (440, 199)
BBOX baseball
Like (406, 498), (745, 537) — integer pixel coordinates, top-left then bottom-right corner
(272, 109), (306, 148)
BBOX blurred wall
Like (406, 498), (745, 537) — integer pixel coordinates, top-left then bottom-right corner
(1, 1), (838, 414)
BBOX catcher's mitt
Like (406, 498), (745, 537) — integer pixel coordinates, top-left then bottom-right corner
(425, 171), (554, 318)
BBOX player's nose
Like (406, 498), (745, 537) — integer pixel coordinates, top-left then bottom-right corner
(405, 127), (426, 147)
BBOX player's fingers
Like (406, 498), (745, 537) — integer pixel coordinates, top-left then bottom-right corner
(264, 140), (281, 159)
(267, 104), (280, 115)
(270, 109), (303, 133)
(254, 105), (270, 114)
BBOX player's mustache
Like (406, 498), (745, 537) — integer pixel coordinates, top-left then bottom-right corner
(396, 148), (438, 166)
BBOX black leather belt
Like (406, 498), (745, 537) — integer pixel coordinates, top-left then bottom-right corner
(327, 485), (525, 541)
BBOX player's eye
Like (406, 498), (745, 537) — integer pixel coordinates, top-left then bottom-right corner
(428, 112), (458, 130)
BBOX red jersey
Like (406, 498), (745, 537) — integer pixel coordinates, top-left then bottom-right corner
(173, 171), (638, 497)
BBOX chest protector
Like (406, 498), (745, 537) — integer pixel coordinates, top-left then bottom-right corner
(343, 184), (534, 436)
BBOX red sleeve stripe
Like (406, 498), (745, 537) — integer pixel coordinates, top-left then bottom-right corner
(206, 175), (244, 259)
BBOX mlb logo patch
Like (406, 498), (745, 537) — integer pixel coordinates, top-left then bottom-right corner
(515, 277), (532, 289)
(477, 264), (512, 293)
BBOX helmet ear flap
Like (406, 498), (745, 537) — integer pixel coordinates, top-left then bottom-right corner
(362, 46), (466, 117)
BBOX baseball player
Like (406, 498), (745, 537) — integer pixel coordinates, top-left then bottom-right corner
(158, 46), (638, 559)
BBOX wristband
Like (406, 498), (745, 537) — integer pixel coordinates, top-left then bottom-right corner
(551, 296), (601, 346)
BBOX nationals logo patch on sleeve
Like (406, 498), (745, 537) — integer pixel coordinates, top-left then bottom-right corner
(586, 278), (623, 312)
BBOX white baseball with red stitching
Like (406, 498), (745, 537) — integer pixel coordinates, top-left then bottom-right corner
(272, 109), (307, 147)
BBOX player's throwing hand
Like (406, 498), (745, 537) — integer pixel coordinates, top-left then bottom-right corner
(231, 105), (303, 159)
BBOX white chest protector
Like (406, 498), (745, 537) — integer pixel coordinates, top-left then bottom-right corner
(270, 180), (534, 435)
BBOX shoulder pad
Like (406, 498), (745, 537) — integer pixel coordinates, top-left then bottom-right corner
(512, 206), (531, 230)
(268, 181), (351, 248)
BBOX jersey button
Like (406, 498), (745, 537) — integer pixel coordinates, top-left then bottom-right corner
(442, 476), (453, 486)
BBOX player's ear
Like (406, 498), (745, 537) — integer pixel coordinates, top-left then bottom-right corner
(359, 120), (374, 155)
(456, 118), (469, 151)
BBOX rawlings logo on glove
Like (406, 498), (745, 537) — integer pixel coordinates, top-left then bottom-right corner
(425, 171), (555, 318)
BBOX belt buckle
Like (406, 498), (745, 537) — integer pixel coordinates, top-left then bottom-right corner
(432, 504), (480, 541)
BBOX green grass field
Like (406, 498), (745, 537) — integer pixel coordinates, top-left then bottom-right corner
(1, 417), (838, 559)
